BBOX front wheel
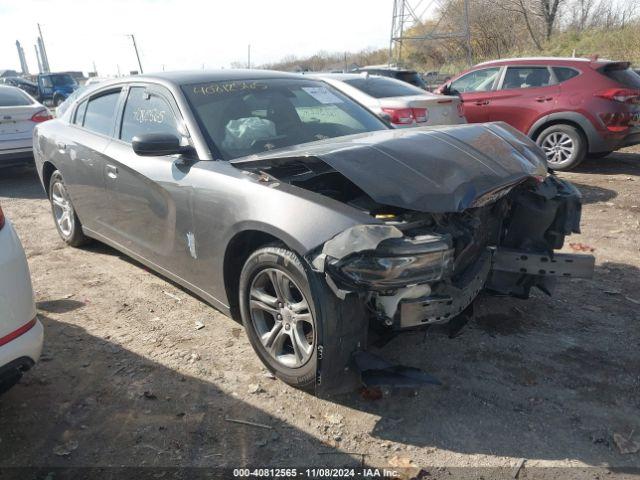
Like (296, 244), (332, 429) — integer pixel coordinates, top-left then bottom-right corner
(49, 170), (90, 247)
(239, 246), (320, 390)
(536, 124), (586, 171)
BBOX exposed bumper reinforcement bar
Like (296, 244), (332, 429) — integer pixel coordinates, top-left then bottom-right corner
(491, 248), (595, 278)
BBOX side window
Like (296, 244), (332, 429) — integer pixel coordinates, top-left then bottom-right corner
(83, 91), (121, 136)
(553, 67), (580, 83)
(120, 87), (179, 143)
(41, 76), (53, 88)
(501, 67), (552, 90)
(451, 67), (500, 93)
(74, 100), (87, 126)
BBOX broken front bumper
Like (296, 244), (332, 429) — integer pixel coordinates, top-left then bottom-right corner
(397, 247), (595, 328)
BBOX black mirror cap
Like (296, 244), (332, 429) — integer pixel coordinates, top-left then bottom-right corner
(132, 133), (183, 156)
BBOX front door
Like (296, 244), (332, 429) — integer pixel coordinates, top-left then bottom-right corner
(101, 85), (198, 280)
(450, 67), (502, 123)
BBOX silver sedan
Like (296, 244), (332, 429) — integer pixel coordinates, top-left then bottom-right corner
(309, 73), (466, 127)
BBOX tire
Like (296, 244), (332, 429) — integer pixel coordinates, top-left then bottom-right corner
(588, 151), (613, 159)
(239, 245), (324, 390)
(48, 170), (90, 247)
(536, 124), (586, 171)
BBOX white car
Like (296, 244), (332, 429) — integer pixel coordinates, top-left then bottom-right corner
(308, 73), (466, 128)
(0, 204), (43, 394)
(0, 85), (52, 167)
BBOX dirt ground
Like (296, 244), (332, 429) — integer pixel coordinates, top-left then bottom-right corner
(0, 147), (639, 478)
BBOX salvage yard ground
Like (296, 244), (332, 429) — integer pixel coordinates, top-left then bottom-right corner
(0, 148), (639, 478)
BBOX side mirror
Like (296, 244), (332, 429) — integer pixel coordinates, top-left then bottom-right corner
(132, 133), (190, 156)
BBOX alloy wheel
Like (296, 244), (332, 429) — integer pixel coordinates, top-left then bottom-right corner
(249, 268), (315, 368)
(51, 180), (75, 238)
(541, 131), (575, 165)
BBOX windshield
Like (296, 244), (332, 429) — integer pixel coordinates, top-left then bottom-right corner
(344, 76), (426, 98)
(50, 74), (77, 87)
(183, 78), (388, 160)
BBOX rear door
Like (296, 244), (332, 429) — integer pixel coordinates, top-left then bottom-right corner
(60, 88), (123, 233)
(450, 67), (501, 123)
(101, 84), (197, 279)
(487, 65), (560, 132)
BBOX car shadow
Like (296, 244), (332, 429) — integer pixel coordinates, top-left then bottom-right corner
(327, 261), (640, 468)
(575, 151), (640, 176)
(0, 314), (351, 472)
(0, 165), (46, 200)
(570, 181), (617, 204)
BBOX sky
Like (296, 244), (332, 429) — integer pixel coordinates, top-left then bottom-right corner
(0, 0), (396, 76)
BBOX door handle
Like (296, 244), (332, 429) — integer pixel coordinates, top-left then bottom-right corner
(474, 100), (489, 106)
(106, 164), (118, 179)
(535, 96), (553, 102)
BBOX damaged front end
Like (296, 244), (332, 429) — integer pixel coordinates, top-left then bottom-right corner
(311, 175), (594, 331)
(231, 124), (595, 393)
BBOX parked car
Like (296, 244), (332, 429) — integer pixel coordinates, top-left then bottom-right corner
(0, 77), (38, 97)
(0, 85), (52, 167)
(33, 70), (593, 394)
(437, 57), (640, 170)
(307, 73), (466, 127)
(35, 73), (79, 107)
(0, 203), (43, 394)
(352, 65), (427, 89)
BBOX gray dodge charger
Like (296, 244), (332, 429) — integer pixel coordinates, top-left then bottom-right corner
(33, 70), (594, 394)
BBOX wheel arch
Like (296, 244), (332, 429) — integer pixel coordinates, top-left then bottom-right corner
(528, 113), (592, 150)
(223, 228), (302, 321)
(41, 160), (57, 196)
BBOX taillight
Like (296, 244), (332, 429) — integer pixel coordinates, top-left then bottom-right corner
(0, 204), (5, 230)
(412, 108), (428, 123)
(595, 88), (640, 104)
(599, 112), (633, 132)
(382, 107), (429, 125)
(31, 109), (53, 123)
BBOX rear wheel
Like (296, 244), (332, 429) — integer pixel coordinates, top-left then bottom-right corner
(49, 170), (90, 247)
(536, 124), (586, 171)
(239, 246), (320, 390)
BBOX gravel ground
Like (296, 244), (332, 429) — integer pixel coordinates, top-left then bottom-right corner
(0, 148), (639, 478)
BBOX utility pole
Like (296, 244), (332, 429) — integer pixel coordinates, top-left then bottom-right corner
(37, 23), (51, 72)
(247, 44), (251, 69)
(128, 34), (143, 74)
(463, 0), (473, 66)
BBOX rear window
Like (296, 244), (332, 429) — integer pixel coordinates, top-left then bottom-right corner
(343, 77), (426, 98)
(553, 67), (580, 83)
(0, 87), (32, 107)
(395, 72), (426, 88)
(598, 64), (640, 88)
(83, 90), (121, 136)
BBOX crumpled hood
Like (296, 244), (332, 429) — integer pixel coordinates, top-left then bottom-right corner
(231, 122), (548, 213)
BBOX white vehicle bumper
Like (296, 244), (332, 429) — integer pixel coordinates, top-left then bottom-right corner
(0, 218), (41, 388)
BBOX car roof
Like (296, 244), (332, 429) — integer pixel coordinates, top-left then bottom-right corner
(474, 57), (614, 67)
(357, 65), (417, 73)
(113, 69), (306, 87)
(306, 73), (379, 81)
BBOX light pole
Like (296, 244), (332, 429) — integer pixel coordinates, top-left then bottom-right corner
(127, 34), (143, 74)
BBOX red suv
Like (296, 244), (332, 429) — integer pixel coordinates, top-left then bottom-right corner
(438, 57), (640, 170)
